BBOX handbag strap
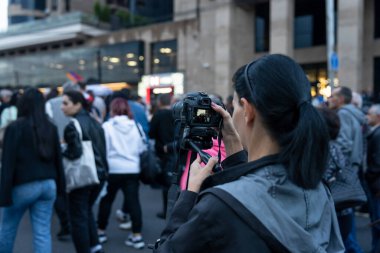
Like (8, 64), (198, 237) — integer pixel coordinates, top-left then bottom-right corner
(134, 120), (147, 145)
(71, 118), (83, 141)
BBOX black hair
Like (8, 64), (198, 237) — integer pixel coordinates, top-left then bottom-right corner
(64, 90), (89, 111)
(9, 91), (19, 106)
(233, 54), (329, 189)
(78, 81), (87, 90)
(337, 86), (352, 104)
(317, 107), (340, 140)
(17, 88), (56, 160)
(158, 93), (172, 106)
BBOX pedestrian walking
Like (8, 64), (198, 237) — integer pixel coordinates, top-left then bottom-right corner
(153, 54), (344, 252)
(61, 90), (108, 253)
(365, 104), (380, 253)
(97, 98), (146, 249)
(149, 93), (176, 219)
(328, 86), (367, 252)
(0, 88), (65, 253)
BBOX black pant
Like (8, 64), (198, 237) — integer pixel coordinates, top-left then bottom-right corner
(337, 209), (354, 241)
(97, 174), (142, 233)
(158, 154), (177, 215)
(68, 184), (102, 253)
(54, 193), (70, 231)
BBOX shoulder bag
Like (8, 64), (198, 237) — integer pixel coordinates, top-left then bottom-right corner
(326, 144), (367, 211)
(63, 118), (99, 192)
(135, 121), (161, 185)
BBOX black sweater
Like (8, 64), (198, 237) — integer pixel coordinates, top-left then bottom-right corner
(0, 118), (65, 206)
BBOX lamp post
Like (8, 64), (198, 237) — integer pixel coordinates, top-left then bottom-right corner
(326, 0), (337, 91)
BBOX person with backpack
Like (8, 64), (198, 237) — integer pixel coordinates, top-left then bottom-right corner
(328, 86), (366, 253)
(152, 54), (344, 253)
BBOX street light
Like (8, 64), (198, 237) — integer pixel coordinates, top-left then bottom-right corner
(326, 0), (337, 92)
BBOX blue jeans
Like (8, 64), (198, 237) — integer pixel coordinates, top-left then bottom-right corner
(0, 179), (56, 253)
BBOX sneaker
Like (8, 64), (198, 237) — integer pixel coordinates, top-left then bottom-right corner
(98, 232), (108, 244)
(115, 209), (128, 222)
(56, 227), (71, 241)
(119, 221), (132, 230)
(125, 235), (145, 249)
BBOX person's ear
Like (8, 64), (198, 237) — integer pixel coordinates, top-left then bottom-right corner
(240, 98), (255, 125)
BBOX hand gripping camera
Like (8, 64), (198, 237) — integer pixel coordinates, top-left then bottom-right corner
(172, 92), (223, 150)
(172, 92), (223, 173)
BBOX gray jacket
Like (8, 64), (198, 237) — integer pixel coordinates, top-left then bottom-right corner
(336, 104), (366, 168)
(217, 163), (344, 253)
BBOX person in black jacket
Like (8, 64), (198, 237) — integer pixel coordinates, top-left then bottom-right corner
(153, 54), (344, 252)
(365, 104), (380, 253)
(149, 93), (176, 219)
(61, 90), (108, 253)
(0, 88), (65, 253)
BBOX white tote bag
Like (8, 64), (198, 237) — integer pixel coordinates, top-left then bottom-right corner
(63, 118), (99, 192)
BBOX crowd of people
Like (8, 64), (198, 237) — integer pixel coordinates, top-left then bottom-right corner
(0, 53), (379, 253)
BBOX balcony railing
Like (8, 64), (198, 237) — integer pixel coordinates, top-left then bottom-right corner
(0, 12), (107, 37)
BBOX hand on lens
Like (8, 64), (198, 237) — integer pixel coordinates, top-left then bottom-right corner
(188, 156), (218, 193)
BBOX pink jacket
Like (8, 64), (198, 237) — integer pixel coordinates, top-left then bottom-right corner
(180, 139), (226, 190)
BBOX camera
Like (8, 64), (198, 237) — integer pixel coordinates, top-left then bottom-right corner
(172, 92), (222, 128)
(172, 92), (223, 150)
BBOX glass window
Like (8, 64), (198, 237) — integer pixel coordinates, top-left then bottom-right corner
(255, 3), (269, 52)
(374, 58), (380, 102)
(100, 41), (145, 83)
(375, 0), (380, 38)
(0, 41), (145, 87)
(294, 15), (313, 48)
(294, 0), (328, 48)
(301, 62), (328, 97)
(151, 40), (177, 74)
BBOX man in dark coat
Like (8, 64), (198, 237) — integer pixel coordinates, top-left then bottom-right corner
(366, 104), (380, 253)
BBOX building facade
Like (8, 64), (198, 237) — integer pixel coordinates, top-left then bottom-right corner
(0, 0), (379, 101)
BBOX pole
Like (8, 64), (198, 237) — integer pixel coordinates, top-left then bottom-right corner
(326, 0), (335, 90)
(97, 49), (102, 83)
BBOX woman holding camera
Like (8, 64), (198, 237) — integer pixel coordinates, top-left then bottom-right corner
(153, 54), (344, 252)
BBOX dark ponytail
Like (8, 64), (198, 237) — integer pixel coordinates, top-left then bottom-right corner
(234, 54), (329, 189)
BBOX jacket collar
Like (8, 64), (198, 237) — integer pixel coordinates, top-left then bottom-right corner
(200, 154), (280, 191)
(74, 109), (89, 117)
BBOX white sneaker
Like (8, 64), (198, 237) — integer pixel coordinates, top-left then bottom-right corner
(125, 235), (145, 249)
(115, 209), (128, 222)
(119, 221), (132, 230)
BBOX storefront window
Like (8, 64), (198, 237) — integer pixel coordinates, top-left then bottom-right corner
(255, 3), (269, 52)
(294, 0), (327, 48)
(100, 41), (145, 84)
(151, 40), (177, 74)
(0, 41), (145, 86)
(301, 62), (328, 98)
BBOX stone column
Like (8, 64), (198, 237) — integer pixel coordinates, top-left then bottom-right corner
(337, 0), (364, 91)
(269, 0), (294, 56)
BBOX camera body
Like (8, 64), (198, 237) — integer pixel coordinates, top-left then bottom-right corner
(172, 92), (222, 150)
(173, 92), (222, 128)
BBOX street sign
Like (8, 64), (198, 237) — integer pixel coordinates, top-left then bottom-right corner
(330, 52), (339, 72)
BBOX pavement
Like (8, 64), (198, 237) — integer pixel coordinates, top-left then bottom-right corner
(14, 184), (166, 253)
(11, 184), (373, 253)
